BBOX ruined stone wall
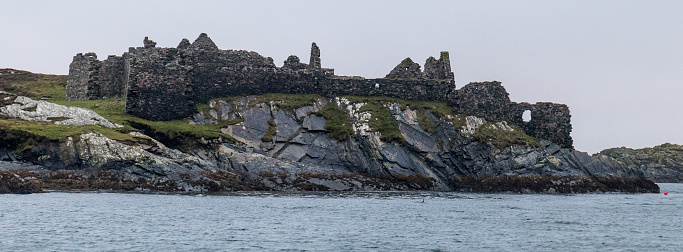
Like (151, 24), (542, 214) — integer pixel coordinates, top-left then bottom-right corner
(66, 53), (126, 101)
(116, 34), (456, 120)
(66, 33), (573, 147)
(184, 40), (279, 102)
(66, 53), (101, 101)
(98, 55), (126, 99)
(510, 102), (573, 148)
(323, 78), (454, 102)
(453, 81), (512, 122)
(125, 46), (194, 121)
(454, 81), (573, 148)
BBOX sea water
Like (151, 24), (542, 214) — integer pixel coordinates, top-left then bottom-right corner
(0, 184), (681, 251)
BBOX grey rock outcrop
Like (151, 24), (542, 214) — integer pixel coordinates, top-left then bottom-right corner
(188, 96), (644, 190)
(597, 143), (683, 182)
(0, 93), (121, 128)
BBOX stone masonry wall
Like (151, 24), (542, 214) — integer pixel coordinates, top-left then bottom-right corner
(510, 102), (573, 148)
(453, 81), (512, 122)
(117, 34), (456, 121)
(453, 81), (573, 148)
(66, 53), (100, 101)
(67, 33), (573, 147)
(66, 53), (127, 101)
(99, 55), (126, 99)
(125, 43), (195, 120)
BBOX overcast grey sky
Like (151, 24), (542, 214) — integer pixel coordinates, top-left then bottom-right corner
(1, 0), (681, 154)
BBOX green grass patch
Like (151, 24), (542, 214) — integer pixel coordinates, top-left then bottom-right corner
(209, 93), (321, 112)
(350, 98), (405, 143)
(317, 103), (353, 141)
(54, 98), (235, 143)
(253, 93), (321, 111)
(472, 123), (540, 150)
(446, 113), (468, 130)
(261, 118), (277, 142)
(343, 95), (468, 134)
(343, 96), (455, 118)
(416, 109), (435, 134)
(195, 103), (211, 116)
(0, 118), (137, 143)
(0, 71), (67, 101)
(54, 98), (128, 117)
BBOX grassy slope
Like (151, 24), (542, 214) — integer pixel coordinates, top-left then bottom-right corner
(472, 123), (540, 150)
(0, 69), (66, 100)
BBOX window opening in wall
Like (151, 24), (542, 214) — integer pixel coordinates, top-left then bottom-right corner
(522, 110), (531, 122)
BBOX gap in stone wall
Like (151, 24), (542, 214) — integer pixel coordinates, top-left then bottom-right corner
(522, 110), (531, 122)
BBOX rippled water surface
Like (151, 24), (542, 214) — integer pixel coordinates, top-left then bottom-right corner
(1, 184), (681, 251)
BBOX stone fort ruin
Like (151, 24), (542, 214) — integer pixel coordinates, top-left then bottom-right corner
(66, 33), (572, 148)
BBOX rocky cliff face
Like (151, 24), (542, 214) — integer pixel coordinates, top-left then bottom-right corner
(598, 144), (683, 182)
(194, 96), (636, 183)
(0, 90), (658, 193)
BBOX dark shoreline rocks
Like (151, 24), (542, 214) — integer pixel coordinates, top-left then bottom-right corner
(0, 170), (41, 194)
(0, 169), (660, 194)
(451, 175), (659, 194)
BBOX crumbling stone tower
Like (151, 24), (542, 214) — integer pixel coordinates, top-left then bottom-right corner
(309, 42), (321, 70)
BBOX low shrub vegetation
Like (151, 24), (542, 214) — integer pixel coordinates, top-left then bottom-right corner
(208, 93), (321, 112)
(55, 98), (235, 147)
(316, 103), (353, 141)
(342, 97), (405, 143)
(416, 109), (435, 134)
(472, 123), (540, 150)
(343, 96), (468, 138)
(260, 118), (277, 142)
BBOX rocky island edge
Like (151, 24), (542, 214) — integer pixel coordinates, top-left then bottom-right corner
(0, 34), (668, 194)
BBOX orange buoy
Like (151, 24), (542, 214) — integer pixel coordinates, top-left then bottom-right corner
(664, 192), (668, 195)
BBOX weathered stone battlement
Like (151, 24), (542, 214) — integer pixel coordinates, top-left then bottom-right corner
(66, 33), (573, 148)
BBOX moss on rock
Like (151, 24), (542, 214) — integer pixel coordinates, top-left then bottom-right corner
(472, 122), (540, 150)
(317, 103), (353, 141)
(261, 118), (277, 142)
